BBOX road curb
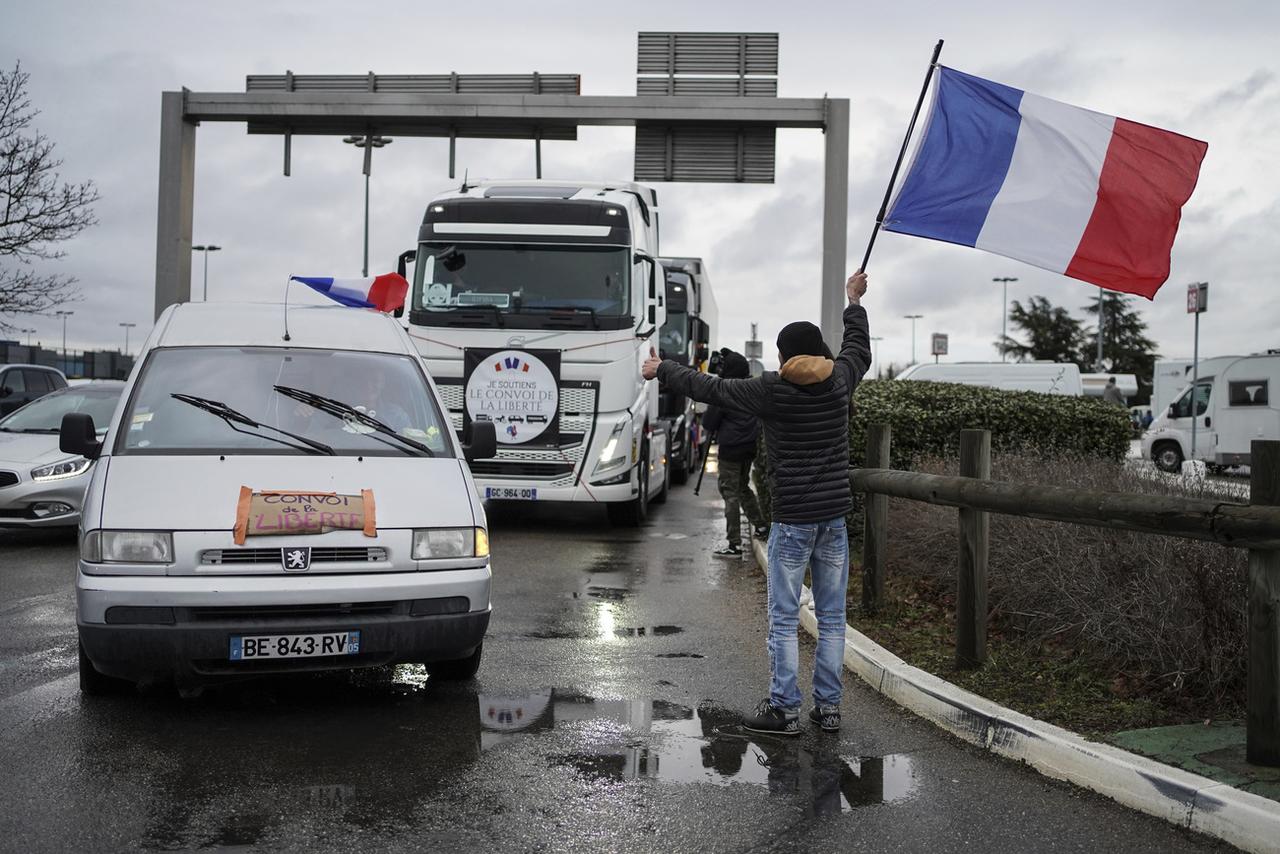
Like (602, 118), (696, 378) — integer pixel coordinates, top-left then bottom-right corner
(750, 539), (1280, 853)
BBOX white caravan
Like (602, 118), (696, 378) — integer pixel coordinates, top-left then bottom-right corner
(896, 362), (1083, 396)
(1142, 352), (1280, 472)
(1151, 357), (1242, 416)
(403, 180), (669, 525)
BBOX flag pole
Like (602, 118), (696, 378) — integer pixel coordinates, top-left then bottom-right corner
(858, 39), (945, 273)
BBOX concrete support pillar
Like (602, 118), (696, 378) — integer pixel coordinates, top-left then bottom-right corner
(154, 91), (196, 319)
(820, 98), (850, 354)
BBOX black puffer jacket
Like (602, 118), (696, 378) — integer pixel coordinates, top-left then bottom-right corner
(702, 349), (759, 462)
(656, 304), (871, 524)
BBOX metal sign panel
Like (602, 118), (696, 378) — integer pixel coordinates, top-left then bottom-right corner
(931, 333), (949, 356)
(247, 73), (581, 95)
(637, 32), (779, 76)
(634, 125), (776, 183)
(1186, 282), (1208, 313)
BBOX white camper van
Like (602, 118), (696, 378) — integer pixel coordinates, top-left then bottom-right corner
(1141, 352), (1280, 472)
(1151, 357), (1241, 416)
(896, 362), (1083, 396)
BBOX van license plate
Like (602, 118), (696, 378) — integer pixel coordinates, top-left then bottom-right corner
(229, 631), (361, 661)
(485, 487), (537, 500)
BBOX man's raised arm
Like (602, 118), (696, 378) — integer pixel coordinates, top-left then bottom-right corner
(641, 350), (769, 416)
(835, 271), (872, 388)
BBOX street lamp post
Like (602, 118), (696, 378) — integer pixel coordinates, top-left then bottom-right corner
(342, 135), (393, 277)
(20, 328), (35, 347)
(55, 310), (74, 373)
(119, 322), (137, 355)
(993, 276), (1018, 362)
(871, 336), (884, 378)
(903, 315), (924, 364)
(192, 245), (222, 301)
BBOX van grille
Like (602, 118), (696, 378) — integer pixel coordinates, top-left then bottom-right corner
(200, 547), (389, 565)
(187, 601), (399, 622)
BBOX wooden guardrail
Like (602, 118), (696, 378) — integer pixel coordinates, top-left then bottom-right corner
(852, 425), (1280, 767)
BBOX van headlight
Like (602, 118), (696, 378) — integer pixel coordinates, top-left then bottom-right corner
(593, 420), (629, 475)
(82, 530), (174, 564)
(412, 527), (486, 559)
(31, 457), (92, 482)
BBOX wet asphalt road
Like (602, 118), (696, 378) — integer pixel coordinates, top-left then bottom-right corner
(0, 476), (1231, 853)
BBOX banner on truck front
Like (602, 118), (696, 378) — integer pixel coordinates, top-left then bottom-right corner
(463, 349), (561, 447)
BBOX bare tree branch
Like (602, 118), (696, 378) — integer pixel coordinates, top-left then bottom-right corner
(0, 61), (98, 328)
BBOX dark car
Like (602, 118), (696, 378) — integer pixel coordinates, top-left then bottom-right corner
(0, 365), (68, 416)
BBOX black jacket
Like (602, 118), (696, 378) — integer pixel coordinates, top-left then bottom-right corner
(657, 304), (871, 523)
(703, 403), (759, 462)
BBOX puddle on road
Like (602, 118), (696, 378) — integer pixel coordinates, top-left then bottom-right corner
(655, 652), (704, 659)
(479, 691), (920, 812)
(614, 625), (683, 638)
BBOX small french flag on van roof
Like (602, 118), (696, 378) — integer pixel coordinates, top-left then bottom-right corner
(289, 274), (408, 313)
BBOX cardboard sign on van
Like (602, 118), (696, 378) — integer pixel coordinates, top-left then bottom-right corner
(233, 488), (376, 545)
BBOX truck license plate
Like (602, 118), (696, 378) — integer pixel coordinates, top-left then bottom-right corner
(485, 487), (538, 500)
(229, 631), (361, 660)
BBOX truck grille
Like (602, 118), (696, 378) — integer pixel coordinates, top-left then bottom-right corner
(468, 461), (575, 479)
(0, 471), (18, 488)
(201, 547), (389, 565)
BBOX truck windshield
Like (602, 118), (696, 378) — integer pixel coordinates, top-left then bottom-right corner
(116, 347), (453, 457)
(413, 242), (631, 328)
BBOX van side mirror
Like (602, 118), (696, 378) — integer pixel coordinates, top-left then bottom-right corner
(463, 420), (497, 463)
(60, 412), (103, 461)
(0, 385), (10, 398)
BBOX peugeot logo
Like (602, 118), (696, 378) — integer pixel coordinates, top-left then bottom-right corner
(282, 547), (311, 571)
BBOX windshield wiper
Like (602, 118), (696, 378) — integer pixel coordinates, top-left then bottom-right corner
(170, 394), (335, 456)
(273, 386), (435, 457)
(430, 303), (505, 328)
(517, 305), (600, 330)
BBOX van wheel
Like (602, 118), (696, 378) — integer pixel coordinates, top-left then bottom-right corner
(607, 452), (649, 527)
(671, 451), (689, 486)
(426, 643), (482, 681)
(78, 640), (132, 696)
(1153, 442), (1184, 473)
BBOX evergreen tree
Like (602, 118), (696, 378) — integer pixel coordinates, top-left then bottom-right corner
(996, 296), (1087, 366)
(1083, 291), (1160, 404)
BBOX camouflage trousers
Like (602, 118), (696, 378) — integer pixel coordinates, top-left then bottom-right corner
(718, 457), (765, 548)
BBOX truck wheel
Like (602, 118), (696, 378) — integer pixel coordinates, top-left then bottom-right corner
(78, 640), (132, 696)
(425, 643), (483, 681)
(607, 453), (649, 527)
(1153, 442), (1184, 473)
(671, 453), (689, 486)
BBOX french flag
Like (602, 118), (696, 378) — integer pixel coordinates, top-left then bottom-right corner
(289, 274), (409, 312)
(884, 67), (1208, 299)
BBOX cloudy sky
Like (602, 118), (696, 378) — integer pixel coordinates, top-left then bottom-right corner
(3, 0), (1277, 372)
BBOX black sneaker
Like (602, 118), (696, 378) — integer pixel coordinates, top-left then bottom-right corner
(713, 544), (744, 557)
(808, 704), (841, 733)
(743, 699), (800, 736)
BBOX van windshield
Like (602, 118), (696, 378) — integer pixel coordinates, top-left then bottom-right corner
(116, 347), (453, 457)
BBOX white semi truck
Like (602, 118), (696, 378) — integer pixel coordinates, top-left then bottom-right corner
(657, 256), (717, 484)
(402, 180), (670, 525)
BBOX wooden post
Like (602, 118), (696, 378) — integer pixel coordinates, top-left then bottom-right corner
(862, 424), (891, 614)
(1248, 439), (1280, 766)
(956, 429), (991, 669)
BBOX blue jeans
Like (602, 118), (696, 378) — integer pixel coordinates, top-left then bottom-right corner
(766, 518), (850, 711)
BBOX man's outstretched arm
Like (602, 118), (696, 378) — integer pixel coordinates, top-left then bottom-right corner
(641, 351), (769, 416)
(835, 271), (873, 388)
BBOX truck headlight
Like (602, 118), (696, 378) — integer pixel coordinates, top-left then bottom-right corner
(83, 530), (174, 564)
(31, 457), (92, 482)
(413, 527), (486, 559)
(593, 421), (629, 475)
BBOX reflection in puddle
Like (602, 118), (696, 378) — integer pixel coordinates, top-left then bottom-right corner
(478, 692), (919, 812)
(613, 625), (683, 638)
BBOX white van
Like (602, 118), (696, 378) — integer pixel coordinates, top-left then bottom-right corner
(895, 361), (1083, 395)
(61, 302), (497, 694)
(1141, 352), (1280, 472)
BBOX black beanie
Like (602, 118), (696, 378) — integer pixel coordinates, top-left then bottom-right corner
(720, 348), (750, 379)
(776, 321), (827, 362)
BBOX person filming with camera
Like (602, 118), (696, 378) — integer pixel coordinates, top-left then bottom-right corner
(642, 271), (871, 735)
(702, 348), (768, 558)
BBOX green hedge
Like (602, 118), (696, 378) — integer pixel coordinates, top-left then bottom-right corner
(849, 379), (1132, 469)
(751, 379), (1131, 522)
